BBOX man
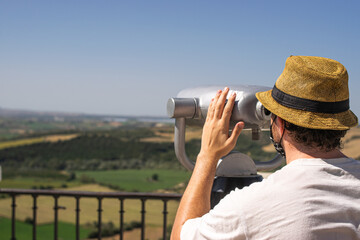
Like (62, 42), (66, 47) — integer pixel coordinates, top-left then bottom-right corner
(171, 56), (360, 240)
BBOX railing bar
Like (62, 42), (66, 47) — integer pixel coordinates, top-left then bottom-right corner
(163, 200), (168, 240)
(140, 198), (146, 240)
(75, 197), (80, 240)
(32, 195), (38, 240)
(97, 197), (102, 240)
(53, 196), (59, 240)
(11, 194), (16, 240)
(119, 198), (124, 240)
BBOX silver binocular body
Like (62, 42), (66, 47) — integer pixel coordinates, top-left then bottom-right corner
(167, 85), (271, 138)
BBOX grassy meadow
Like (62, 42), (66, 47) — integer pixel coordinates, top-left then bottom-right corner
(0, 217), (91, 240)
(0, 137), (45, 150)
(0, 168), (191, 192)
(0, 177), (81, 189)
(76, 169), (191, 192)
(0, 134), (79, 150)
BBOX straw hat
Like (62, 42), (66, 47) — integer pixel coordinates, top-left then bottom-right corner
(256, 55), (358, 130)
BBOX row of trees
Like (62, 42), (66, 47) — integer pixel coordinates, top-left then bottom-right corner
(0, 126), (274, 173)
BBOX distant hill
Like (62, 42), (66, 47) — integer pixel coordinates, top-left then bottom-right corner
(0, 107), (83, 118)
(0, 107), (172, 141)
(342, 127), (360, 159)
(0, 107), (170, 122)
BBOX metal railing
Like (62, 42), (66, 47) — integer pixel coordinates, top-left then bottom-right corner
(0, 188), (182, 240)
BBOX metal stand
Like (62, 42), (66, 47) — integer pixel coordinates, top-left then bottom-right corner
(210, 151), (264, 208)
(211, 175), (263, 208)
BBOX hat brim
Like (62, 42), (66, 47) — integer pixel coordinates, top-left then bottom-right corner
(256, 89), (358, 130)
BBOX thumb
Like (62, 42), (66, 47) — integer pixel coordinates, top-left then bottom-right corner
(227, 122), (244, 145)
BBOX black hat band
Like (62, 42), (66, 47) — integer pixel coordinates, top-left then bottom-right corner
(271, 85), (349, 114)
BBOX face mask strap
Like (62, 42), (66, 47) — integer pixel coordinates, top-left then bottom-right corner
(270, 115), (286, 158)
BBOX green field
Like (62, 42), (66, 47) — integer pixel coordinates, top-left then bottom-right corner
(0, 177), (81, 189)
(0, 169), (191, 192)
(76, 169), (191, 192)
(0, 217), (91, 240)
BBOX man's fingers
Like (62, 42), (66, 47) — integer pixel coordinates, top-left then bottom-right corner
(223, 91), (236, 122)
(207, 90), (221, 120)
(214, 87), (229, 118)
(207, 98), (214, 120)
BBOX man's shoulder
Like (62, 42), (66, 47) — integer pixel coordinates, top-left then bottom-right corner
(208, 157), (360, 240)
(287, 157), (360, 179)
(217, 157), (360, 211)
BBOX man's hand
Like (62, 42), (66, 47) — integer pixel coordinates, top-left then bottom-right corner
(170, 87), (244, 240)
(199, 87), (245, 164)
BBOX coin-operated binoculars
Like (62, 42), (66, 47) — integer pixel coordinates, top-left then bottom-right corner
(167, 85), (285, 207)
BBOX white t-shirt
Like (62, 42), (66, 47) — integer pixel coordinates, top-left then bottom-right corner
(181, 158), (360, 240)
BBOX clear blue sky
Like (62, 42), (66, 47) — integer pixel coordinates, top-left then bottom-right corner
(1, 1), (359, 117)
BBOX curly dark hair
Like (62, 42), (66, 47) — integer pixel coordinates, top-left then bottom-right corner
(284, 121), (347, 151)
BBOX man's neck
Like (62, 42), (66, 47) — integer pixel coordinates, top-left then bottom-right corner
(283, 137), (347, 164)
